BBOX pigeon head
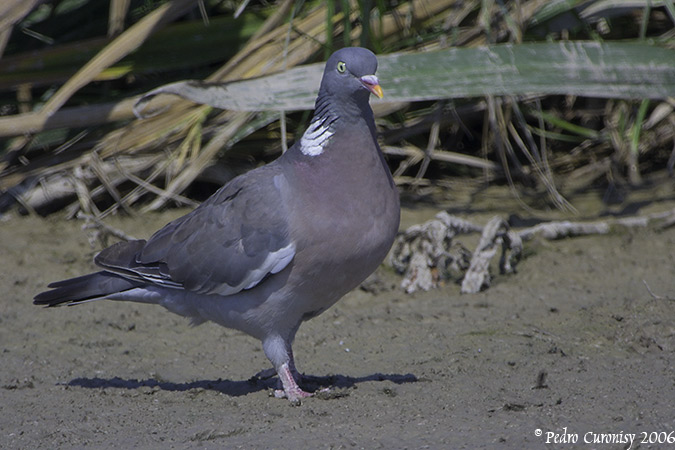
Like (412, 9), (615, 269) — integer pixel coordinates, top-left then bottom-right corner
(318, 47), (383, 103)
(299, 47), (382, 157)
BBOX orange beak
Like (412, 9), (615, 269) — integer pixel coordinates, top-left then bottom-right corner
(360, 75), (383, 99)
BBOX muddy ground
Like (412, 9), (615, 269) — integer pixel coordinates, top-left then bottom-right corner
(1, 182), (674, 449)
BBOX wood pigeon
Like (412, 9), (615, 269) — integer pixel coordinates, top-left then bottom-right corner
(35, 47), (401, 404)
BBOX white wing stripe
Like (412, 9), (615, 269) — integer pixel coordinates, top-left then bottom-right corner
(223, 242), (296, 293)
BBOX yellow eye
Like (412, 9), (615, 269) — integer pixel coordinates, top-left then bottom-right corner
(337, 61), (347, 73)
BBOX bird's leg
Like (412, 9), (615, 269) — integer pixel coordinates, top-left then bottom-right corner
(286, 345), (332, 395)
(274, 361), (313, 404)
(264, 334), (312, 404)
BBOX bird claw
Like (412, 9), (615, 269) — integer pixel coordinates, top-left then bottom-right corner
(272, 385), (336, 405)
(273, 361), (319, 405)
(272, 387), (314, 405)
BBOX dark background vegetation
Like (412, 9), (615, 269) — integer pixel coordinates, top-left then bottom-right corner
(0, 0), (674, 218)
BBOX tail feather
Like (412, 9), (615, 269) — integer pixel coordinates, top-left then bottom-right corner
(34, 271), (141, 307)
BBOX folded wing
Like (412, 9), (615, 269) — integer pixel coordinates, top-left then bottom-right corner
(94, 167), (295, 297)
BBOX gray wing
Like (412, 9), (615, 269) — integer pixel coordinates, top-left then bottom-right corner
(95, 166), (295, 296)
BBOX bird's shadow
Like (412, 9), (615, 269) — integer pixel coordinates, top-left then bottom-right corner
(67, 372), (419, 398)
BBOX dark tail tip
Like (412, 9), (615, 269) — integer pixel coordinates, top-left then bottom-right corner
(33, 271), (135, 307)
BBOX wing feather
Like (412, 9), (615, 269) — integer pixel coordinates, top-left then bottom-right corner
(95, 166), (295, 296)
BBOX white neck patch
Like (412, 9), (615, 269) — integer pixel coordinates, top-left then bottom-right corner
(300, 120), (334, 156)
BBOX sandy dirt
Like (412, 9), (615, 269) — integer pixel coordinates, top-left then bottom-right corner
(1, 184), (674, 449)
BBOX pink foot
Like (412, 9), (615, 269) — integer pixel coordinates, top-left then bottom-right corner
(276, 362), (313, 405)
(273, 386), (314, 402)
